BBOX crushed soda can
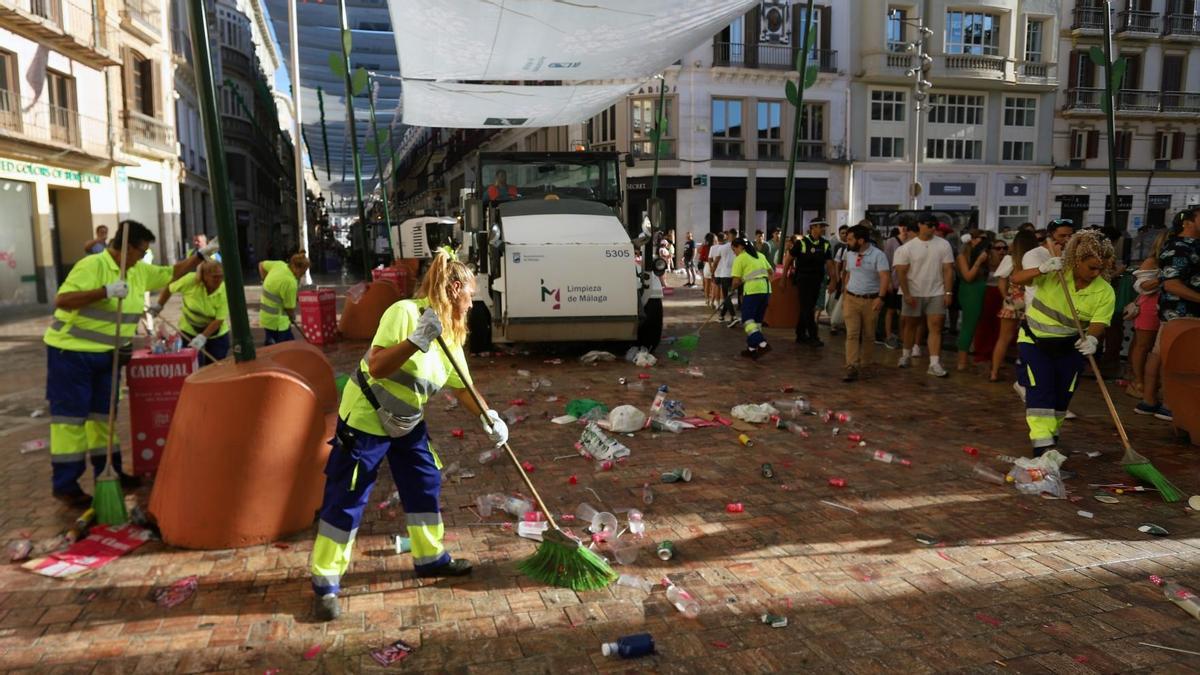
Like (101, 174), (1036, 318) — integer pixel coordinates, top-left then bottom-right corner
(761, 613), (788, 628)
(738, 434), (753, 447)
(761, 463), (774, 479)
(370, 639), (415, 667)
(661, 468), (693, 483)
(656, 540), (675, 561)
(153, 575), (199, 609)
(663, 400), (686, 419)
(725, 502), (744, 513)
(828, 477), (847, 488)
(847, 433), (864, 443)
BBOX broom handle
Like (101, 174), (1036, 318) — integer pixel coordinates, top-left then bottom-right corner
(103, 225), (132, 478)
(1055, 268), (1135, 452)
(435, 335), (563, 533)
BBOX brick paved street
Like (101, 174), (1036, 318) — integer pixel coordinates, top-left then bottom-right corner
(1, 282), (1198, 673)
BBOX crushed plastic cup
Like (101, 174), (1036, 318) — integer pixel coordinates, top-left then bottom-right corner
(828, 477), (847, 488)
(642, 484), (654, 505)
(595, 459), (615, 472)
(725, 502), (744, 513)
(521, 461), (535, 472)
(611, 537), (640, 565)
(568, 475), (578, 485)
(475, 493), (504, 517)
(836, 411), (852, 424)
(478, 448), (503, 465)
(847, 433), (864, 443)
(594, 512), (619, 537)
(617, 574), (654, 592)
(627, 509), (646, 536)
(576, 503), (601, 529)
(972, 463), (1006, 485)
(518, 521), (549, 541)
(963, 445), (980, 457)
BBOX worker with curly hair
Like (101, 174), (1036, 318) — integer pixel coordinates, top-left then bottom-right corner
(1009, 229), (1116, 456)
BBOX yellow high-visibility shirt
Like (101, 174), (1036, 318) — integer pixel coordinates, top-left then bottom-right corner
(259, 260), (297, 331)
(169, 272), (229, 338)
(731, 251), (774, 295)
(44, 251), (173, 353)
(340, 298), (472, 436)
(1019, 270), (1115, 344)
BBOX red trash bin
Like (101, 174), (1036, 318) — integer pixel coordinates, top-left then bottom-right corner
(127, 349), (198, 477)
(298, 288), (338, 345)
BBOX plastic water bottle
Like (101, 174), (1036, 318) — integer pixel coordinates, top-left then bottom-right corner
(1151, 576), (1200, 620)
(627, 509), (645, 536)
(616, 574), (654, 592)
(645, 385), (669, 427)
(649, 418), (683, 433)
(972, 463), (1006, 485)
(601, 633), (655, 659)
(868, 449), (911, 466)
(772, 398), (810, 416)
(776, 418), (809, 437)
(500, 496), (533, 518)
(478, 448), (504, 465)
(663, 579), (700, 618)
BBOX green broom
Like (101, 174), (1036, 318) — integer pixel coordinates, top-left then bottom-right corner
(1056, 269), (1184, 502)
(674, 288), (734, 352)
(436, 336), (617, 591)
(94, 224), (131, 525)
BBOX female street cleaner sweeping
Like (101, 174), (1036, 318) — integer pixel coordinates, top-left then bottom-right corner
(1010, 230), (1115, 457)
(309, 252), (508, 621)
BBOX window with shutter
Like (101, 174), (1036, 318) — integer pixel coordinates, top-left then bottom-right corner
(1086, 130), (1100, 158)
(1172, 131), (1186, 159)
(1155, 132), (1168, 159)
(1068, 51), (1079, 89)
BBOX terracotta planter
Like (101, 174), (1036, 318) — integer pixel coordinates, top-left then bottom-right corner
(339, 281), (404, 341)
(763, 277), (799, 330)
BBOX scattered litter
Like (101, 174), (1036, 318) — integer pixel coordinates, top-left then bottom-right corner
(566, 399), (608, 419)
(599, 405), (646, 433)
(501, 406), (527, 425)
(1006, 450), (1067, 499)
(915, 534), (939, 546)
(710, 641), (730, 649)
(634, 351), (657, 367)
(19, 439), (48, 454)
(616, 574), (654, 592)
(972, 464), (1006, 485)
(656, 540), (675, 560)
(975, 612), (1002, 628)
(683, 366), (705, 378)
(580, 351), (616, 364)
(962, 445), (979, 457)
(725, 502), (744, 513)
(628, 509), (646, 536)
(776, 418), (809, 437)
(1137, 642), (1200, 657)
(737, 434), (754, 447)
(568, 475), (577, 485)
(551, 415), (578, 425)
(394, 536), (410, 553)
(23, 525), (151, 578)
(602, 633), (655, 659)
(761, 613), (788, 628)
(370, 639), (415, 666)
(828, 477), (847, 488)
(661, 468), (693, 483)
(731, 403), (779, 424)
(936, 551), (954, 562)
(520, 461), (535, 473)
(1094, 494), (1119, 504)
(544, 358), (563, 365)
(1085, 451), (1102, 459)
(516, 369), (531, 378)
(29, 408), (44, 418)
(153, 576), (198, 608)
(579, 422), (631, 461)
(867, 450), (911, 466)
(819, 500), (857, 514)
(1077, 510), (1094, 519)
(585, 487), (604, 505)
(303, 645), (323, 661)
(847, 433), (864, 443)
(518, 521), (549, 541)
(761, 463), (774, 479)
(7, 539), (32, 562)
(1138, 524), (1169, 536)
(1189, 495), (1200, 510)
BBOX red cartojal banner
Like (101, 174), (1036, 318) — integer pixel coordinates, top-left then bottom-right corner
(128, 349), (197, 476)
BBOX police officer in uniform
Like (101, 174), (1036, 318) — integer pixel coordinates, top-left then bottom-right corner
(784, 218), (835, 346)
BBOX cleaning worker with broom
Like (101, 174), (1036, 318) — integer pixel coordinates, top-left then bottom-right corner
(153, 260), (229, 366)
(257, 252), (309, 345)
(44, 220), (219, 508)
(1010, 230), (1115, 457)
(730, 236), (774, 359)
(309, 251), (506, 621)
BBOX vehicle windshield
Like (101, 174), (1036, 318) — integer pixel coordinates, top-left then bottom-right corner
(480, 157), (618, 205)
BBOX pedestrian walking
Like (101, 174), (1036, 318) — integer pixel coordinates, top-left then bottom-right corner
(784, 218), (834, 346)
(990, 230), (1038, 382)
(1124, 230), (1168, 399)
(682, 231), (696, 287)
(839, 225), (890, 381)
(730, 236), (773, 359)
(155, 260), (230, 366)
(1009, 230), (1116, 457)
(309, 252), (507, 621)
(258, 253), (309, 345)
(894, 214), (955, 376)
(43, 220), (216, 508)
(881, 226), (906, 348)
(699, 233), (715, 307)
(711, 229), (738, 325)
(954, 230), (991, 371)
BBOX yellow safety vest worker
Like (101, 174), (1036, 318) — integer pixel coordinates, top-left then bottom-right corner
(169, 272), (229, 338)
(732, 250), (774, 295)
(44, 252), (173, 352)
(259, 260), (297, 331)
(1018, 270), (1114, 344)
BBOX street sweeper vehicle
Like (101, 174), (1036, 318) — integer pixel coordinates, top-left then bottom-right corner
(461, 151), (662, 354)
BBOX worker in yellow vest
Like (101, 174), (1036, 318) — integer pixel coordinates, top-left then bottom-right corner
(730, 236), (774, 359)
(309, 252), (506, 621)
(155, 260), (229, 366)
(257, 253), (309, 345)
(1009, 230), (1115, 456)
(44, 220), (218, 507)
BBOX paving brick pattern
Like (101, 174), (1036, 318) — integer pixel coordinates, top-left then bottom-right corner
(1, 283), (1198, 673)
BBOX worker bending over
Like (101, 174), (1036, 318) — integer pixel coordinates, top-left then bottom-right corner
(44, 220), (217, 507)
(309, 252), (507, 621)
(730, 236), (773, 359)
(155, 260), (229, 366)
(1010, 230), (1115, 456)
(257, 253), (309, 345)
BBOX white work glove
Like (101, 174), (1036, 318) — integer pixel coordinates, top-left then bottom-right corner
(104, 280), (128, 299)
(146, 301), (162, 317)
(1038, 256), (1065, 274)
(480, 409), (509, 447)
(196, 237), (220, 260)
(1075, 334), (1098, 356)
(188, 334), (207, 351)
(406, 308), (442, 353)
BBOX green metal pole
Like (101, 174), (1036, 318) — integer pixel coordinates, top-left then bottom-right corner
(644, 74), (667, 272)
(337, 0), (372, 280)
(366, 74), (392, 235)
(1100, 1), (1121, 232)
(781, 0), (816, 242)
(317, 87), (331, 182)
(186, 0), (254, 362)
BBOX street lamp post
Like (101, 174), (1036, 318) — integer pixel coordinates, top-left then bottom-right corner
(898, 15), (933, 210)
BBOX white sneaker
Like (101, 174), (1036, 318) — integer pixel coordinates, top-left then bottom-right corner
(727, 318), (741, 328)
(1012, 381), (1026, 403)
(898, 355), (911, 368)
(912, 345), (922, 357)
(927, 362), (948, 378)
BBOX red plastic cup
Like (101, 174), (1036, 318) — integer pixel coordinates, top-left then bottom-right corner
(451, 429), (464, 438)
(521, 461), (535, 472)
(828, 477), (847, 487)
(638, 373), (651, 380)
(568, 475), (578, 485)
(847, 433), (864, 443)
(725, 502), (744, 513)
(963, 445), (979, 457)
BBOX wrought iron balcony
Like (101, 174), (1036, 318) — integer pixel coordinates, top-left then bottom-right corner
(795, 140), (826, 161)
(1064, 87), (1103, 111)
(1071, 6), (1106, 31)
(220, 46), (252, 76)
(1116, 10), (1160, 34)
(121, 0), (160, 38)
(1163, 12), (1200, 37)
(712, 42), (836, 73)
(1117, 89), (1161, 112)
(0, 90), (108, 157)
(122, 110), (175, 155)
(1161, 91), (1200, 114)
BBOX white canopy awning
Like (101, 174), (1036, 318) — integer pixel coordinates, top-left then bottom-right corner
(400, 80), (639, 129)
(390, 0), (756, 81)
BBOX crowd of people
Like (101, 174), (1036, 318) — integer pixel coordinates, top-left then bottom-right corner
(666, 207), (1200, 435)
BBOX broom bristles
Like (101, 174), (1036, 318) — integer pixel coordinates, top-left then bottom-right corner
(518, 539), (617, 591)
(92, 477), (128, 526)
(1124, 462), (1185, 503)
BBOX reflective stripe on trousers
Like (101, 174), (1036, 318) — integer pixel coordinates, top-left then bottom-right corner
(1018, 341), (1084, 450)
(310, 419), (447, 596)
(46, 346), (124, 494)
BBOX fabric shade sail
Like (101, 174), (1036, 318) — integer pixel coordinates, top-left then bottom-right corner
(400, 80), (640, 129)
(390, 0), (755, 81)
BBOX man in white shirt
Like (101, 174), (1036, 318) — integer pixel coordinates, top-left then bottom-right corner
(893, 214), (955, 377)
(710, 229), (738, 324)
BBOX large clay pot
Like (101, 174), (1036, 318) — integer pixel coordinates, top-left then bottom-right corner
(763, 276), (799, 330)
(338, 280), (404, 341)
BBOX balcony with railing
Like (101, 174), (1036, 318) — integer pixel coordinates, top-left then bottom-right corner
(1064, 87), (1103, 111)
(1161, 91), (1200, 113)
(944, 53), (1007, 75)
(1116, 10), (1160, 35)
(1063, 87), (1200, 115)
(121, 0), (161, 41)
(1071, 6), (1106, 31)
(122, 110), (175, 156)
(1163, 12), (1200, 38)
(220, 46), (252, 77)
(171, 26), (192, 63)
(0, 0), (117, 66)
(712, 42), (837, 73)
(0, 90), (109, 158)
(795, 140), (826, 161)
(1117, 89), (1161, 112)
(1018, 61), (1056, 83)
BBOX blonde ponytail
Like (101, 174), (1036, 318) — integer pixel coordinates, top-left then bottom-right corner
(416, 251), (473, 346)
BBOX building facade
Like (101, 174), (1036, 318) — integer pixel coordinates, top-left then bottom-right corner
(1051, 0), (1200, 232)
(852, 0), (1060, 230)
